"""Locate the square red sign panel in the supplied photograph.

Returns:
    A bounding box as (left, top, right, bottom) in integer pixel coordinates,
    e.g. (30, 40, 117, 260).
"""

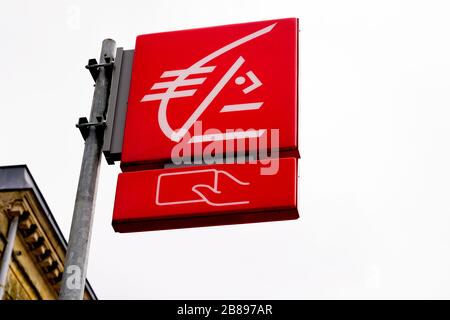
(121, 18, 299, 169)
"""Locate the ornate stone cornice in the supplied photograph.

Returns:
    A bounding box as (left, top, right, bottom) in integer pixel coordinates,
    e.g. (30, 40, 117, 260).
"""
(0, 194, 24, 218)
(16, 204, 64, 290)
(0, 191, 64, 293)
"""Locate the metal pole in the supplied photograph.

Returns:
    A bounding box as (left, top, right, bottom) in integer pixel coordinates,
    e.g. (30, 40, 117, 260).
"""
(59, 39, 116, 300)
(0, 215, 19, 300)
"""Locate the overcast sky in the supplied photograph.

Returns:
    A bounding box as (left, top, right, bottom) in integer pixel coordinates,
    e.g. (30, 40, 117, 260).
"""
(1, 0, 450, 299)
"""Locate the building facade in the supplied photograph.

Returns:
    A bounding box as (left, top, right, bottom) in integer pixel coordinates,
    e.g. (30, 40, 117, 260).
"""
(0, 165, 96, 300)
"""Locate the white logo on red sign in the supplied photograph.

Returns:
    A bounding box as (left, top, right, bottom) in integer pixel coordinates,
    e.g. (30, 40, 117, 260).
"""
(140, 23, 277, 143)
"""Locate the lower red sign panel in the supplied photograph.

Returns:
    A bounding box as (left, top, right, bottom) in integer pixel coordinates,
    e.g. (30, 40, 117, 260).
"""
(112, 158, 298, 232)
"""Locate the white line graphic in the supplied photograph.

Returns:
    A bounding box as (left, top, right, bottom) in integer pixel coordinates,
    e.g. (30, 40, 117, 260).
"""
(220, 102, 264, 113)
(151, 78, 207, 90)
(156, 168, 250, 206)
(141, 89, 197, 102)
(188, 129, 266, 144)
(193, 23, 276, 67)
(242, 71, 262, 94)
(161, 66, 216, 78)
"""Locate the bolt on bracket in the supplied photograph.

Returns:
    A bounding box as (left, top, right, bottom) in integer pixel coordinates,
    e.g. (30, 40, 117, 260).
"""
(76, 116, 107, 141)
(85, 56, 114, 81)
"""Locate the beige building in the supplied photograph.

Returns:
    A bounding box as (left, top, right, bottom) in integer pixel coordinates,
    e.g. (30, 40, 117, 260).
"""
(0, 165, 96, 300)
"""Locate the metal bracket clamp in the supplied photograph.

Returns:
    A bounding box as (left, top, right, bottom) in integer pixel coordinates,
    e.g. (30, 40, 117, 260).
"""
(79, 55, 113, 140)
(85, 56, 114, 81)
(76, 116, 107, 141)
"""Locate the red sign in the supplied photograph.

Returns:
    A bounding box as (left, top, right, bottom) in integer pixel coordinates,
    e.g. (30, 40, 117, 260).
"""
(113, 158, 298, 232)
(121, 18, 299, 169)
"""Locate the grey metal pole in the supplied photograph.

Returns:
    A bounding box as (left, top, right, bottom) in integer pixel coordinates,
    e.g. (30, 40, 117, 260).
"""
(0, 215, 19, 300)
(59, 39, 116, 300)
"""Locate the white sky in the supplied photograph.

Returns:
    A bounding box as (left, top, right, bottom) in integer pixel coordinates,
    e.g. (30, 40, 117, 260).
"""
(1, 0, 450, 299)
